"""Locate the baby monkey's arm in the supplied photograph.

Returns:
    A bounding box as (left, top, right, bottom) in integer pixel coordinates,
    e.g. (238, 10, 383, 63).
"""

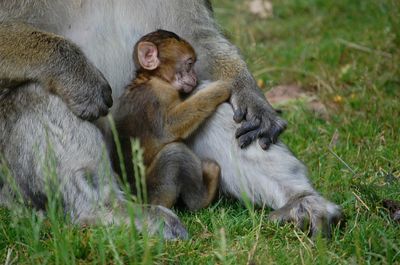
(166, 81, 231, 139)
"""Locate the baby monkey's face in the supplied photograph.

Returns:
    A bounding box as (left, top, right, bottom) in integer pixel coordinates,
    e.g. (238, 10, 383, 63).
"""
(171, 53, 197, 93)
(135, 33, 198, 93)
(157, 37, 198, 93)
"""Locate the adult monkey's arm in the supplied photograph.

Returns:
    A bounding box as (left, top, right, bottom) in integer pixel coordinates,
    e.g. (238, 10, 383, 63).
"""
(175, 0, 287, 149)
(0, 22, 112, 120)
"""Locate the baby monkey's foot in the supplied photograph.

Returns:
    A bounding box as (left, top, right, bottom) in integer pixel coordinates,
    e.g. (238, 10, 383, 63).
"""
(201, 159, 221, 208)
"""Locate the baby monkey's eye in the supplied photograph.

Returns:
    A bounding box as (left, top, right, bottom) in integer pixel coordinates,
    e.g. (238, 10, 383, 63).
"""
(186, 59, 194, 72)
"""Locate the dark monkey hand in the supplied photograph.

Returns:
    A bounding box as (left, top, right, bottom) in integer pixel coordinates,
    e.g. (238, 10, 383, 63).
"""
(47, 41, 113, 121)
(231, 76, 287, 150)
(0, 23, 112, 120)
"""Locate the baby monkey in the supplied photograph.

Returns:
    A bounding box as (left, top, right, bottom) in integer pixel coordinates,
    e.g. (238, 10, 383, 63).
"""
(113, 30, 231, 210)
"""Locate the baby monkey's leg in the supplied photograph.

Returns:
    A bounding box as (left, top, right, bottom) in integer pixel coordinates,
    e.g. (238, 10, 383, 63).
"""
(146, 144, 181, 208)
(146, 143, 218, 211)
(177, 153, 220, 211)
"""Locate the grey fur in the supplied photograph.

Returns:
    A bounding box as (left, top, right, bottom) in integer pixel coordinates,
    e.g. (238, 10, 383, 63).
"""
(188, 101, 342, 236)
(0, 22, 113, 121)
(0, 0, 341, 238)
(0, 83, 187, 239)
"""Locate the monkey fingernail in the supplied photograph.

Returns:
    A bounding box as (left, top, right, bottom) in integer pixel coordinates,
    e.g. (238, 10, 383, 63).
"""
(239, 138, 251, 148)
(102, 84, 113, 107)
(259, 137, 271, 150)
(239, 130, 258, 148)
(240, 142, 248, 149)
(233, 108, 246, 123)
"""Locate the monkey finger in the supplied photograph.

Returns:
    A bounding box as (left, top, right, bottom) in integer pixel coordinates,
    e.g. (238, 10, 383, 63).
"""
(233, 107, 246, 123)
(258, 137, 272, 150)
(268, 120, 287, 144)
(238, 130, 258, 149)
(235, 117, 261, 138)
(101, 83, 113, 108)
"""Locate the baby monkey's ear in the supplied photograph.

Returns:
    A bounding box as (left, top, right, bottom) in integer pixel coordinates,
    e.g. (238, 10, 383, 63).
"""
(137, 41, 160, 70)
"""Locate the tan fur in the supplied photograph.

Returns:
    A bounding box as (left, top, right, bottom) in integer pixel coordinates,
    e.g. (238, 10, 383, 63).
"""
(201, 160, 221, 208)
(166, 81, 231, 139)
(115, 77, 229, 209)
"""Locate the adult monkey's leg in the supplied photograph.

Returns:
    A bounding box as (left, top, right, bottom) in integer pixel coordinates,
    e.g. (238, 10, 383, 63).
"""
(0, 7, 188, 240)
(161, 1, 286, 149)
(0, 22, 112, 121)
(189, 104, 343, 237)
(0, 83, 188, 240)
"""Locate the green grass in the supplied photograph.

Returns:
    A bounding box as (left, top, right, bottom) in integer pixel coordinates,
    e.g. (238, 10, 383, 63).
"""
(1, 0, 400, 264)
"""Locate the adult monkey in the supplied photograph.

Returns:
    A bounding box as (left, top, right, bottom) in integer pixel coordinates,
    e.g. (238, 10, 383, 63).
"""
(0, 0, 341, 238)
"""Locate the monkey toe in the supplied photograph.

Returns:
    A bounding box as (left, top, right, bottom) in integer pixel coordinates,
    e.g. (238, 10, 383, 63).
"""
(147, 205, 189, 240)
(202, 159, 221, 180)
(268, 194, 343, 238)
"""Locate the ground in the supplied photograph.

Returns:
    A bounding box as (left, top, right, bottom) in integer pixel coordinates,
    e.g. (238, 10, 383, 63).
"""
(1, 0, 399, 264)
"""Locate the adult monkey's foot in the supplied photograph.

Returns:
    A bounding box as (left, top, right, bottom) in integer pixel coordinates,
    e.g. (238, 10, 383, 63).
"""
(138, 205, 189, 240)
(268, 193, 343, 238)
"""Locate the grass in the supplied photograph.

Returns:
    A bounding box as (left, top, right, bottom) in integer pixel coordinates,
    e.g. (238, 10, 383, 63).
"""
(1, 0, 400, 264)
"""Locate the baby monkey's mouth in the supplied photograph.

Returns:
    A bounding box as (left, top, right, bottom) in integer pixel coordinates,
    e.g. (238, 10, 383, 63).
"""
(181, 81, 197, 93)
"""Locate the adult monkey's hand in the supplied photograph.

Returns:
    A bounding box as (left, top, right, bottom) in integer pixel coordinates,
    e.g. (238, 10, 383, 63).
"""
(184, 1, 286, 149)
(0, 22, 113, 121)
(230, 70, 287, 150)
